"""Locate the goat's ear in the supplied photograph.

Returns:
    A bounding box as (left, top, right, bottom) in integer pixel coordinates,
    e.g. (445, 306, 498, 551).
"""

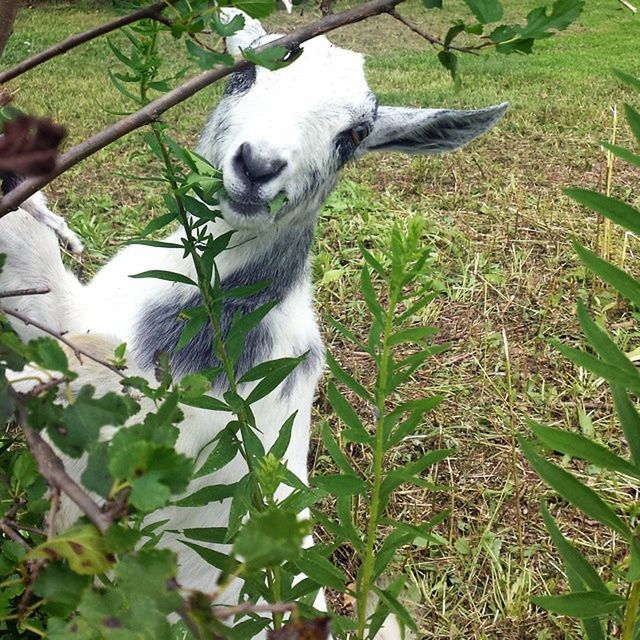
(220, 8, 267, 55)
(358, 103, 508, 155)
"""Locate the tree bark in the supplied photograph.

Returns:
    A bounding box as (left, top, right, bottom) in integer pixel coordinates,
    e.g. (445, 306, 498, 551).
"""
(0, 0, 19, 58)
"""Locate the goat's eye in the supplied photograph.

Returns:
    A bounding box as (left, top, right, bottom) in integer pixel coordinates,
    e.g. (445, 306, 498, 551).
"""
(350, 123, 370, 146)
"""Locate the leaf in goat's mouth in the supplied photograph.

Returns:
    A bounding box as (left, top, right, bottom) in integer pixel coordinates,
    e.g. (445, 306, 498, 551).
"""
(268, 192, 288, 215)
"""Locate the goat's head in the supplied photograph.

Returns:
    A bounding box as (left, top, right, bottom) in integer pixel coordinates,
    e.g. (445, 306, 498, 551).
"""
(197, 10, 508, 230)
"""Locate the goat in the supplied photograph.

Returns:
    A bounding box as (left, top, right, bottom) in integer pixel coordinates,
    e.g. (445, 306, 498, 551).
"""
(0, 9, 507, 637)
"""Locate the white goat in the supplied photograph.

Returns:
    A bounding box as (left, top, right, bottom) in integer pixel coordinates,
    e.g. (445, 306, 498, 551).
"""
(0, 10, 507, 637)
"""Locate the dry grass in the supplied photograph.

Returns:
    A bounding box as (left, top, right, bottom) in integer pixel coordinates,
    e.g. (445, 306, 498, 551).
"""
(4, 0, 640, 637)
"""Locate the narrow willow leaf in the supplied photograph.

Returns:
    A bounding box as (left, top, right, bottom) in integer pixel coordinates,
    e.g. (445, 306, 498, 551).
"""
(553, 340, 640, 395)
(531, 592, 624, 618)
(361, 266, 384, 325)
(327, 382, 372, 445)
(529, 421, 640, 480)
(358, 241, 386, 278)
(539, 501, 609, 594)
(624, 103, 640, 145)
(129, 270, 196, 287)
(269, 411, 297, 459)
(314, 473, 367, 496)
(565, 188, 640, 235)
(612, 387, 640, 468)
(519, 436, 631, 539)
(573, 242, 640, 306)
(195, 428, 239, 478)
(388, 326, 438, 347)
(600, 142, 640, 168)
(239, 357, 301, 383)
(181, 395, 230, 412)
(371, 584, 417, 632)
(245, 356, 303, 405)
(576, 301, 637, 373)
(321, 421, 353, 475)
(294, 549, 345, 590)
(180, 540, 239, 574)
(179, 528, 227, 543)
(326, 351, 373, 404)
(614, 69, 640, 91)
(174, 482, 238, 507)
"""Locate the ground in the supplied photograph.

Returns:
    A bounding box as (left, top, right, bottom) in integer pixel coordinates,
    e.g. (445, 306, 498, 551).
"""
(3, 0, 640, 637)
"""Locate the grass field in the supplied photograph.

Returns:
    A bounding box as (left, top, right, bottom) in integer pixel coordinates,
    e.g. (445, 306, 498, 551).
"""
(3, 0, 640, 637)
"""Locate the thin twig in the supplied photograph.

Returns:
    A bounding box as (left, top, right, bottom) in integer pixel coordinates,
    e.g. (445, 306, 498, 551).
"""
(0, 0, 405, 217)
(16, 404, 112, 533)
(212, 601, 297, 620)
(0, 287, 51, 299)
(0, 520, 31, 550)
(387, 8, 479, 54)
(0, 2, 167, 85)
(14, 376, 67, 398)
(0, 306, 125, 378)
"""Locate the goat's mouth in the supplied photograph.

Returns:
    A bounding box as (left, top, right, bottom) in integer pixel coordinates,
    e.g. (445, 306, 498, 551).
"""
(220, 191, 289, 220)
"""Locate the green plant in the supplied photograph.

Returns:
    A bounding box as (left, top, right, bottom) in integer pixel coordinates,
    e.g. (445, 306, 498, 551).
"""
(521, 70, 640, 639)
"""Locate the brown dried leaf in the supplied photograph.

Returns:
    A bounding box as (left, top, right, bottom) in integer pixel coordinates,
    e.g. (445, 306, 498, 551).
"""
(268, 617, 331, 640)
(0, 115, 66, 175)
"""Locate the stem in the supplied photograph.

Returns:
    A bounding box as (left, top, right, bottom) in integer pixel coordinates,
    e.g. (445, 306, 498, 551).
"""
(622, 581, 640, 640)
(356, 285, 399, 640)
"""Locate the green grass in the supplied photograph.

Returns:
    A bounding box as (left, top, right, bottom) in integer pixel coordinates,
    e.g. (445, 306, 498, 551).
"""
(3, 0, 640, 637)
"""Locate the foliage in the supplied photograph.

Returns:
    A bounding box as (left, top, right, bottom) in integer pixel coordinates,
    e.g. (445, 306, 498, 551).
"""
(521, 72, 640, 639)
(0, 0, 587, 638)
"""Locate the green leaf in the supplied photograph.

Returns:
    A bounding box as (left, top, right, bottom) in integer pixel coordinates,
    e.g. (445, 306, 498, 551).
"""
(520, 0, 584, 39)
(624, 103, 640, 145)
(389, 326, 437, 347)
(294, 548, 345, 590)
(242, 45, 302, 71)
(29, 525, 112, 575)
(314, 473, 367, 496)
(186, 39, 234, 69)
(103, 525, 140, 554)
(234, 509, 310, 570)
(553, 340, 640, 396)
(140, 211, 178, 237)
(195, 427, 239, 478)
(245, 355, 304, 404)
(30, 338, 69, 373)
(268, 192, 288, 215)
(174, 482, 238, 507)
(361, 266, 384, 325)
(326, 351, 373, 404)
(180, 527, 227, 543)
(423, 0, 442, 7)
(600, 142, 640, 169)
(531, 591, 624, 618)
(180, 540, 239, 574)
(130, 473, 172, 511)
(463, 0, 503, 23)
(565, 188, 640, 235)
(519, 436, 632, 539)
(614, 69, 640, 91)
(222, 0, 276, 19)
(529, 420, 640, 480)
(129, 269, 196, 286)
(613, 387, 640, 468)
(371, 584, 417, 632)
(269, 411, 297, 459)
(181, 394, 230, 412)
(327, 382, 372, 445)
(321, 421, 353, 474)
(33, 561, 90, 609)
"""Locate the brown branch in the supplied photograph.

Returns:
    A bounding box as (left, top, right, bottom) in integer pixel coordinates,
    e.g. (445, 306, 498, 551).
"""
(0, 520, 31, 550)
(0, 2, 167, 85)
(0, 0, 19, 58)
(0, 306, 125, 378)
(16, 404, 112, 533)
(213, 601, 297, 621)
(0, 287, 51, 299)
(387, 8, 479, 54)
(0, 0, 405, 217)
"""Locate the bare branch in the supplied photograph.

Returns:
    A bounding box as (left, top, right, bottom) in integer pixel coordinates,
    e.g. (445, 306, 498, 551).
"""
(0, 520, 31, 550)
(0, 0, 19, 58)
(0, 287, 51, 299)
(0, 306, 125, 378)
(0, 0, 405, 217)
(0, 2, 167, 85)
(387, 8, 479, 54)
(213, 601, 297, 621)
(16, 404, 112, 533)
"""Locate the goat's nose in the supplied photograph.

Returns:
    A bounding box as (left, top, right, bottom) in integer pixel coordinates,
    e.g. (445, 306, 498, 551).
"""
(234, 142, 287, 184)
